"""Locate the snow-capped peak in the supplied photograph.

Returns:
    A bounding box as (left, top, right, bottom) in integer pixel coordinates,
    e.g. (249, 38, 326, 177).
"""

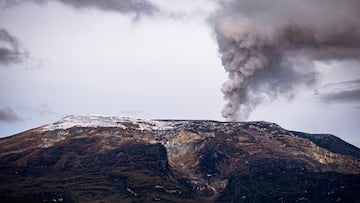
(41, 115, 178, 131)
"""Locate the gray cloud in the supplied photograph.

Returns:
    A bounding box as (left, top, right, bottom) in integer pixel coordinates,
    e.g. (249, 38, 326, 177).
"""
(1, 0, 159, 65)
(6, 0, 159, 17)
(0, 28, 28, 65)
(323, 89, 360, 103)
(318, 79, 360, 103)
(213, 0, 360, 121)
(0, 107, 21, 122)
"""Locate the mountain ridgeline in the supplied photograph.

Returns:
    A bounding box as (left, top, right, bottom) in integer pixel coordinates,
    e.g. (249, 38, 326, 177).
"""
(0, 115, 359, 202)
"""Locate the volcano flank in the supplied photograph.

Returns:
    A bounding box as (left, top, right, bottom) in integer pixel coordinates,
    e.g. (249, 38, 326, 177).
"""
(0, 115, 359, 202)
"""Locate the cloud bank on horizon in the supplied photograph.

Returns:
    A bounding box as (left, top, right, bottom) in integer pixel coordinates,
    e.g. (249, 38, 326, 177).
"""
(213, 0, 360, 121)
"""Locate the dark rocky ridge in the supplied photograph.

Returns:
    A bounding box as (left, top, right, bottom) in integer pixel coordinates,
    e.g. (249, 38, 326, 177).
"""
(291, 131, 360, 159)
(0, 115, 359, 202)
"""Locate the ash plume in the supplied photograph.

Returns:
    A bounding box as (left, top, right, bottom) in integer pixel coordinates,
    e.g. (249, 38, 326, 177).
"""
(213, 0, 360, 121)
(0, 28, 27, 65)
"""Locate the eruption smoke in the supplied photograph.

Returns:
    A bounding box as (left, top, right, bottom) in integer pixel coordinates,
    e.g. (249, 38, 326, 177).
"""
(214, 0, 360, 121)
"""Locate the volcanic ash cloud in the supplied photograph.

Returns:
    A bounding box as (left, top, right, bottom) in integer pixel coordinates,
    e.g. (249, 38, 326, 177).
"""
(213, 0, 360, 121)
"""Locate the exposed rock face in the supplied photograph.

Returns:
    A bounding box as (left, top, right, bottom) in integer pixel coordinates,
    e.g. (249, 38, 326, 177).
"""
(0, 115, 359, 202)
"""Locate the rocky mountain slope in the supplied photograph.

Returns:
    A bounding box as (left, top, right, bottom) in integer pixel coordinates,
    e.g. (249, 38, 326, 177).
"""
(0, 115, 359, 202)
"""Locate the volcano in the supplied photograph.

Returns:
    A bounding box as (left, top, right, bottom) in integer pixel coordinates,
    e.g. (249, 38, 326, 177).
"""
(0, 115, 359, 202)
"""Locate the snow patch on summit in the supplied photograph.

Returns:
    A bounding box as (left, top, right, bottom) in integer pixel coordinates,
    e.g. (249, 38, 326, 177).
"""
(41, 115, 178, 131)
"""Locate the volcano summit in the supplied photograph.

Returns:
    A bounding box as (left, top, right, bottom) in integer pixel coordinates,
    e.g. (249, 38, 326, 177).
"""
(0, 115, 359, 202)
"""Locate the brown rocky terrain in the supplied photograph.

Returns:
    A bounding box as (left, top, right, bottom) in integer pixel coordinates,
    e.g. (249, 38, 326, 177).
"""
(0, 115, 359, 202)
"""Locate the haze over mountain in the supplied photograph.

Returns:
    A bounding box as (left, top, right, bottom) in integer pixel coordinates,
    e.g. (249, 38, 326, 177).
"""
(1, 115, 359, 202)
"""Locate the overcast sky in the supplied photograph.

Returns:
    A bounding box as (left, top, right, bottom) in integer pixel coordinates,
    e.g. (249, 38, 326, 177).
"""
(1, 0, 359, 147)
